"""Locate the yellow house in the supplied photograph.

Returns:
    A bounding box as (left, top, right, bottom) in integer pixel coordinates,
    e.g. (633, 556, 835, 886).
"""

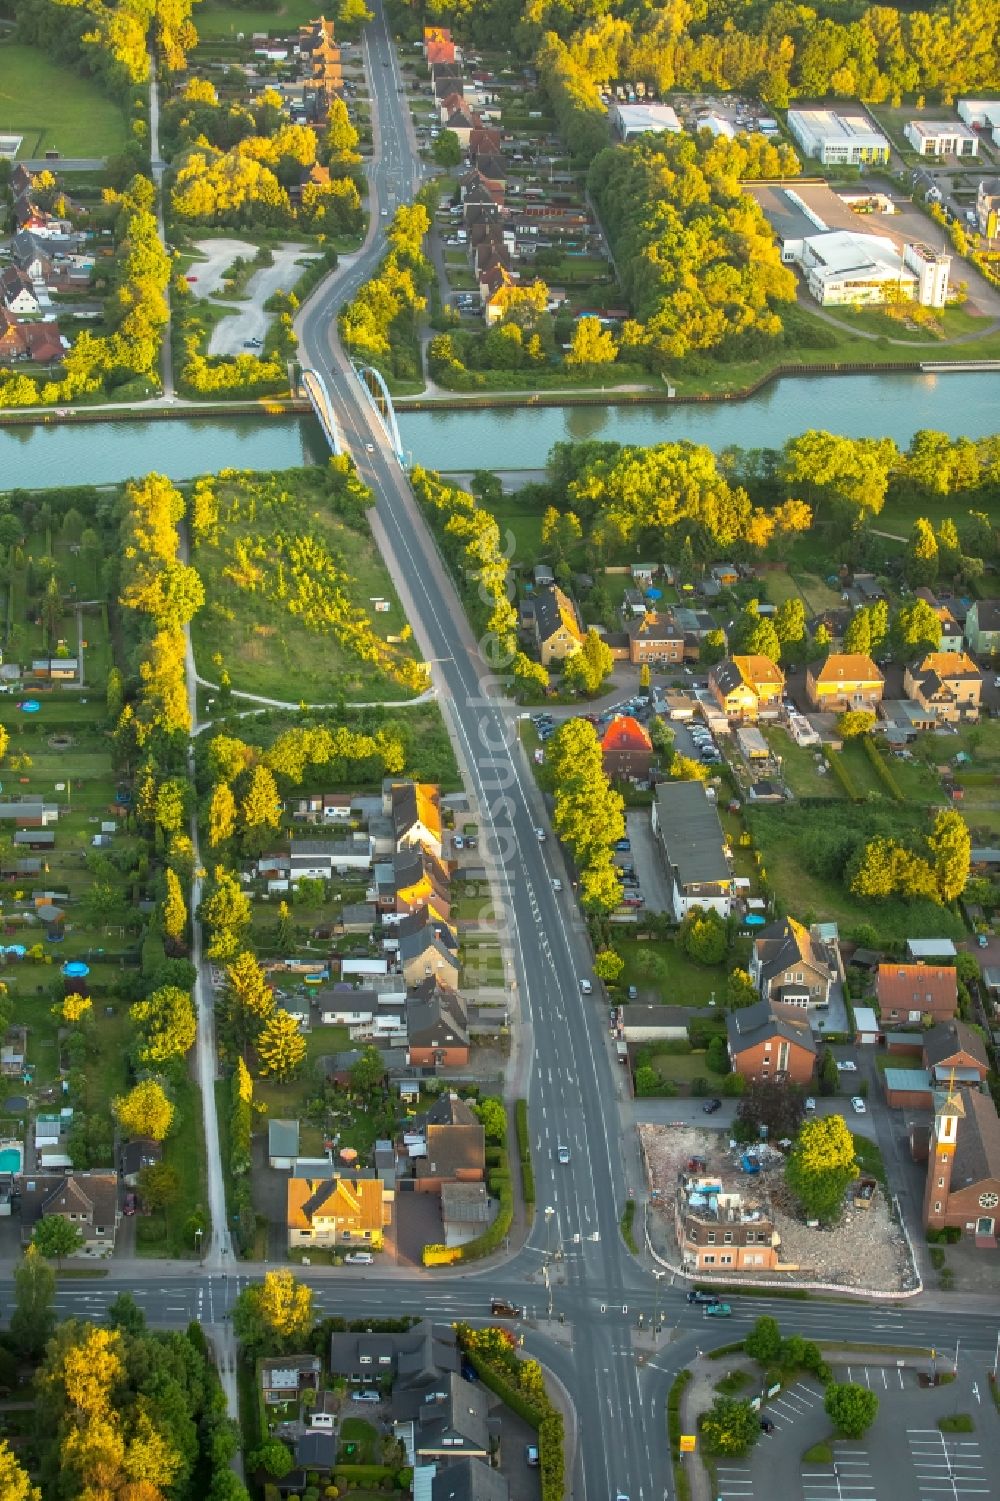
(533, 583, 584, 666)
(709, 656, 785, 720)
(390, 780, 443, 859)
(903, 651, 982, 724)
(806, 653, 884, 712)
(287, 1177, 391, 1252)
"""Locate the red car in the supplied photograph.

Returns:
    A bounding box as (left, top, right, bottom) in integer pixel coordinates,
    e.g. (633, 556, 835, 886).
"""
(123, 1192, 137, 1216)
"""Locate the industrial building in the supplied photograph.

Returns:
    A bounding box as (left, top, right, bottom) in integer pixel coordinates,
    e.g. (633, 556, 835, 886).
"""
(957, 99, 1000, 134)
(903, 120, 978, 158)
(608, 102, 681, 141)
(786, 108, 890, 165)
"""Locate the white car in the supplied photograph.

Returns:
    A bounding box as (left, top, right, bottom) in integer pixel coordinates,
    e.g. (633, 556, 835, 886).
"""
(580, 979, 593, 995)
(557, 1143, 570, 1164)
(535, 826, 546, 841)
(365, 442, 374, 453)
(344, 1251, 374, 1264)
(551, 877, 562, 892)
(453, 835, 464, 850)
(804, 1096, 816, 1112)
(836, 1060, 857, 1073)
(851, 1096, 866, 1114)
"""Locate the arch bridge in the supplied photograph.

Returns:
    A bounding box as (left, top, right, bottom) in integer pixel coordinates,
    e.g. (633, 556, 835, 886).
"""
(353, 362, 405, 465)
(300, 367, 344, 455)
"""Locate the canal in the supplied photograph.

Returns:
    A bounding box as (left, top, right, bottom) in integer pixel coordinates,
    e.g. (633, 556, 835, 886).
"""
(0, 370, 997, 489)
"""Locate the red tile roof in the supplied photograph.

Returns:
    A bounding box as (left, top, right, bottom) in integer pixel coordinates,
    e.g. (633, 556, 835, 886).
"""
(600, 714, 653, 754)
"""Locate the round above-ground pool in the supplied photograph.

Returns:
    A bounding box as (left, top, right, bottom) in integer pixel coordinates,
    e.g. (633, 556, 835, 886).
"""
(19, 700, 40, 713)
(2, 1096, 28, 1115)
(63, 961, 90, 978)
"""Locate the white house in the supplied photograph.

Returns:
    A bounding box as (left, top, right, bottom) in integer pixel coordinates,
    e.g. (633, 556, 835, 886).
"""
(651, 781, 734, 922)
(904, 120, 978, 157)
(787, 108, 890, 165)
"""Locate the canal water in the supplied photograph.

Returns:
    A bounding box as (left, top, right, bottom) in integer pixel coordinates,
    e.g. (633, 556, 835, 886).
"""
(0, 371, 996, 489)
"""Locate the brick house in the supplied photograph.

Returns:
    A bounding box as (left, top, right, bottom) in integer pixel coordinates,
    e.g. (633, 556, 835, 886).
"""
(406, 978, 470, 1067)
(675, 1169, 779, 1273)
(876, 963, 958, 1026)
(726, 999, 817, 1084)
(406, 1094, 485, 1194)
(750, 916, 836, 1007)
(806, 652, 884, 712)
(923, 1083, 1000, 1245)
(903, 651, 983, 723)
(626, 611, 684, 665)
(922, 1019, 989, 1084)
(599, 714, 654, 781)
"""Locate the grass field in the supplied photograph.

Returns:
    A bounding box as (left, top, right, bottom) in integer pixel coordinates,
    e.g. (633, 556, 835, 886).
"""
(0, 44, 128, 159)
(194, 0, 323, 36)
(614, 936, 749, 1008)
(190, 466, 424, 703)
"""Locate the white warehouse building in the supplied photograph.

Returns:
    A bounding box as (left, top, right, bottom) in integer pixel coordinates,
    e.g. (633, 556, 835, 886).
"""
(608, 102, 681, 141)
(795, 230, 950, 309)
(904, 120, 978, 158)
(786, 108, 890, 165)
(957, 100, 1000, 130)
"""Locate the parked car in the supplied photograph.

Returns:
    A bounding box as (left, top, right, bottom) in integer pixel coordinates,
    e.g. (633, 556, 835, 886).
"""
(836, 1060, 857, 1073)
(703, 1302, 732, 1318)
(123, 1192, 137, 1216)
(760, 1418, 775, 1434)
(687, 1290, 720, 1305)
(580, 978, 593, 995)
(526, 1444, 540, 1467)
(851, 1096, 866, 1114)
(628, 985, 638, 1000)
(703, 1098, 722, 1114)
(354, 1390, 381, 1402)
(805, 1097, 816, 1113)
(345, 1252, 374, 1265)
(453, 835, 464, 849)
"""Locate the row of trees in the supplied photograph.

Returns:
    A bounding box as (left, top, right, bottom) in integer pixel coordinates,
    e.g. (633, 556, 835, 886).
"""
(850, 808, 971, 908)
(546, 719, 625, 912)
(588, 133, 800, 365)
(15, 0, 197, 94)
(339, 200, 432, 382)
(411, 466, 518, 656)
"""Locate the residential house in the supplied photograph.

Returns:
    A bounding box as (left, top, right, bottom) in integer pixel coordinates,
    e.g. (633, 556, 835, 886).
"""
(876, 963, 958, 1026)
(406, 1094, 486, 1193)
(268, 1119, 301, 1170)
(295, 1431, 338, 1474)
(626, 610, 684, 666)
(710, 562, 740, 588)
(385, 849, 451, 919)
(431, 1458, 510, 1501)
(118, 1137, 162, 1188)
(600, 715, 654, 782)
(806, 652, 885, 712)
(675, 1166, 779, 1273)
(708, 656, 784, 720)
(922, 1020, 989, 1085)
(726, 999, 817, 1084)
(291, 791, 353, 823)
(395, 914, 460, 990)
(903, 651, 982, 723)
(288, 833, 373, 879)
(964, 600, 1000, 658)
(406, 978, 470, 1068)
(394, 1373, 491, 1464)
(330, 1319, 459, 1386)
(388, 780, 443, 858)
(532, 583, 584, 665)
(424, 25, 458, 63)
(923, 1082, 1000, 1244)
(650, 780, 734, 921)
(0, 267, 40, 315)
(750, 916, 836, 1007)
(276, 993, 311, 1031)
(286, 1175, 392, 1251)
(259, 1354, 321, 1404)
(18, 1172, 121, 1256)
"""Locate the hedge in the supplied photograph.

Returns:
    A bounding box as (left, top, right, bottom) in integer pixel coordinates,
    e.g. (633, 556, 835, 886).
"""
(515, 1098, 535, 1208)
(861, 735, 904, 800)
(825, 749, 859, 799)
(422, 1152, 514, 1264)
(330, 1465, 398, 1486)
(462, 1344, 564, 1501)
(667, 1368, 691, 1455)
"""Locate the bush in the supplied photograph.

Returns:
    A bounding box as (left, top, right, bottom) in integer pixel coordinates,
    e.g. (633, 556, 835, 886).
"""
(515, 1098, 535, 1208)
(804, 1441, 833, 1463)
(667, 1368, 692, 1452)
(861, 736, 904, 800)
(939, 1414, 974, 1433)
(825, 750, 859, 799)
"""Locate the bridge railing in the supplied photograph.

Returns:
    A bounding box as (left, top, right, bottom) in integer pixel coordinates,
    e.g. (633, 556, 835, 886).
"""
(353, 362, 405, 464)
(300, 367, 343, 455)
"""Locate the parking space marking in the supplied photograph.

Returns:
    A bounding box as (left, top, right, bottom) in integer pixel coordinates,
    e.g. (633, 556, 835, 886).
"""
(802, 1445, 877, 1501)
(716, 1463, 753, 1498)
(907, 1430, 990, 1496)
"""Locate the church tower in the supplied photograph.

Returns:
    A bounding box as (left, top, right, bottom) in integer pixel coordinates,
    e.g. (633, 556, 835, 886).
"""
(923, 1078, 964, 1231)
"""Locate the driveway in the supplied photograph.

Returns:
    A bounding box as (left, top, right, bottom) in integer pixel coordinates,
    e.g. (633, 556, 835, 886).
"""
(188, 240, 321, 355)
(625, 809, 671, 915)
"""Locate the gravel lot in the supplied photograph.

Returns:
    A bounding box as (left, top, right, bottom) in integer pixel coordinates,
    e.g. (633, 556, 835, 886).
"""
(188, 239, 320, 355)
(640, 1122, 913, 1292)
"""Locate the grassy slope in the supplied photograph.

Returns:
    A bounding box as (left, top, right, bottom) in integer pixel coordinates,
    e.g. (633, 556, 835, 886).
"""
(0, 44, 128, 158)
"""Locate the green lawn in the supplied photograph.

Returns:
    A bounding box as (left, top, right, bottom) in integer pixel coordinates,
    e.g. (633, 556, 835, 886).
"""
(765, 728, 841, 801)
(190, 466, 423, 703)
(0, 44, 129, 159)
(646, 1049, 717, 1083)
(614, 937, 743, 1007)
(194, 0, 323, 37)
(339, 1417, 379, 1464)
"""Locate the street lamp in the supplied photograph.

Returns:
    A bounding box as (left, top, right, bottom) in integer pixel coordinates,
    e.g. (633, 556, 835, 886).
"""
(653, 1270, 664, 1335)
(194, 1226, 203, 1259)
(544, 1205, 555, 1258)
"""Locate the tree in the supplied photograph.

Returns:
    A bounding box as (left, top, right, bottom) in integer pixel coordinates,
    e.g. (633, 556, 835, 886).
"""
(511, 651, 550, 698)
(161, 866, 188, 944)
(202, 867, 252, 959)
(256, 1010, 307, 1081)
(837, 710, 876, 739)
(10, 1244, 55, 1357)
(735, 1078, 806, 1142)
(432, 128, 462, 167)
(566, 316, 617, 368)
(670, 753, 710, 783)
(700, 627, 727, 666)
(905, 517, 939, 588)
(744, 1315, 782, 1364)
(349, 1044, 386, 1097)
(233, 1270, 314, 1356)
(706, 1035, 730, 1074)
(251, 1440, 294, 1478)
(639, 663, 651, 690)
(700, 1396, 760, 1457)
(53, 993, 92, 1025)
(824, 1382, 879, 1438)
(240, 763, 281, 838)
(32, 1215, 84, 1265)
(208, 782, 237, 847)
(323, 97, 360, 167)
(785, 1116, 858, 1223)
(106, 1291, 146, 1336)
(137, 1161, 181, 1213)
(540, 507, 583, 563)
(475, 1097, 507, 1146)
(818, 1048, 839, 1096)
(842, 609, 871, 656)
(928, 809, 971, 903)
(895, 597, 941, 654)
(106, 666, 125, 723)
(774, 597, 806, 660)
(594, 948, 624, 983)
(113, 1080, 175, 1142)
(726, 968, 758, 1009)
(130, 985, 197, 1065)
(226, 951, 276, 1036)
(680, 907, 727, 965)
(0, 1441, 40, 1501)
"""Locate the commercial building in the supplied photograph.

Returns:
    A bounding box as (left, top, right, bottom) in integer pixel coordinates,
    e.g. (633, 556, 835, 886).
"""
(957, 100, 1000, 131)
(798, 230, 949, 309)
(904, 120, 978, 157)
(609, 102, 681, 141)
(675, 1162, 779, 1273)
(786, 108, 890, 165)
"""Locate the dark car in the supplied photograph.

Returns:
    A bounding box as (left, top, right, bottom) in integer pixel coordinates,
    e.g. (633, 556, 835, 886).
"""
(490, 1298, 520, 1318)
(687, 1290, 720, 1305)
(123, 1191, 137, 1216)
(461, 1361, 478, 1382)
(703, 1098, 722, 1114)
(760, 1418, 775, 1434)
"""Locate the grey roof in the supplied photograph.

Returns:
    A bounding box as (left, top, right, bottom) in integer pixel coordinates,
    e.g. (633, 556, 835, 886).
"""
(532, 583, 578, 645)
(726, 999, 818, 1058)
(395, 906, 459, 950)
(432, 1458, 510, 1501)
(441, 1181, 492, 1224)
(923, 1020, 988, 1071)
(394, 1371, 489, 1453)
(653, 781, 730, 887)
(14, 830, 54, 845)
(970, 600, 1000, 631)
(414, 1094, 478, 1130)
(268, 1119, 300, 1158)
(620, 1004, 711, 1032)
(399, 927, 458, 972)
(0, 803, 45, 822)
(754, 918, 832, 988)
(952, 1087, 1000, 1189)
(331, 1320, 458, 1384)
(406, 981, 469, 1048)
(296, 1431, 337, 1470)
